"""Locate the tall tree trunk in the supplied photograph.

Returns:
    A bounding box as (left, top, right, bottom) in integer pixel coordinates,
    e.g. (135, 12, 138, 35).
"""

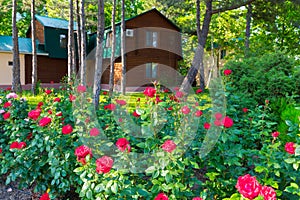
(181, 0, 256, 93)
(93, 0, 105, 110)
(245, 3, 252, 57)
(68, 0, 75, 81)
(181, 0, 212, 93)
(196, 0, 205, 90)
(12, 0, 22, 93)
(109, 0, 116, 96)
(120, 0, 126, 95)
(80, 0, 86, 85)
(76, 0, 82, 77)
(31, 0, 37, 95)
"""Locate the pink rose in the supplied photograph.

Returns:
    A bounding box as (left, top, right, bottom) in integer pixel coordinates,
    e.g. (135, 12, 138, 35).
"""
(215, 112, 223, 120)
(77, 85, 86, 93)
(3, 101, 12, 108)
(96, 156, 114, 174)
(271, 131, 280, 138)
(75, 145, 92, 165)
(196, 89, 202, 94)
(236, 174, 261, 200)
(39, 117, 52, 127)
(259, 186, 276, 200)
(162, 140, 176, 153)
(214, 120, 222, 126)
(28, 109, 41, 120)
(285, 142, 296, 154)
(116, 138, 131, 152)
(175, 91, 184, 98)
(154, 193, 168, 200)
(89, 128, 100, 136)
(192, 197, 203, 200)
(224, 69, 232, 76)
(181, 106, 190, 115)
(3, 112, 10, 120)
(116, 99, 126, 106)
(62, 124, 73, 135)
(195, 110, 203, 117)
(222, 116, 234, 128)
(243, 108, 248, 113)
(143, 87, 156, 98)
(69, 94, 76, 101)
(204, 122, 211, 130)
(10, 141, 19, 149)
(45, 89, 52, 95)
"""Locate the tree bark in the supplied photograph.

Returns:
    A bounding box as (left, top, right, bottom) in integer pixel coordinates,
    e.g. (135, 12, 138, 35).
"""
(109, 0, 116, 96)
(76, 0, 82, 77)
(181, 0, 255, 93)
(68, 0, 75, 81)
(93, 0, 105, 110)
(80, 0, 86, 85)
(120, 0, 126, 95)
(181, 0, 212, 93)
(31, 0, 37, 95)
(12, 0, 22, 93)
(245, 3, 252, 57)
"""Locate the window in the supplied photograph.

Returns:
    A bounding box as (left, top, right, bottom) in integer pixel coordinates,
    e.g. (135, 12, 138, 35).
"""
(60, 34, 67, 48)
(146, 63, 158, 78)
(105, 32, 113, 47)
(146, 31, 158, 47)
(8, 61, 13, 66)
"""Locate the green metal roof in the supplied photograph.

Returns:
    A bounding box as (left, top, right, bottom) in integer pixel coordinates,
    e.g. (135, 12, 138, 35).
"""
(0, 36, 48, 55)
(35, 15, 77, 30)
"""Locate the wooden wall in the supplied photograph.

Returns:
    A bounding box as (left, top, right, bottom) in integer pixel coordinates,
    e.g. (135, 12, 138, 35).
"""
(25, 55, 67, 84)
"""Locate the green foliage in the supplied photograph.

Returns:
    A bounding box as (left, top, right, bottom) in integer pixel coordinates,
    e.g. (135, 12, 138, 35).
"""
(224, 52, 299, 104)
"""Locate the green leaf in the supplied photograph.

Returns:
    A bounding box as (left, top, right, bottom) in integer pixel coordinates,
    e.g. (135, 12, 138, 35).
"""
(145, 166, 156, 173)
(284, 158, 296, 164)
(111, 182, 118, 194)
(74, 167, 84, 173)
(86, 189, 93, 199)
(137, 188, 149, 197)
(254, 166, 267, 173)
(295, 146, 300, 156)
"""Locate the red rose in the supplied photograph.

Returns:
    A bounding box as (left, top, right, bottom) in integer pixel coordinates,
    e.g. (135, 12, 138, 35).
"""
(192, 197, 203, 200)
(0, 148, 2, 154)
(272, 131, 280, 138)
(10, 141, 19, 149)
(56, 112, 62, 117)
(40, 192, 50, 200)
(236, 174, 261, 200)
(37, 102, 43, 108)
(62, 124, 73, 135)
(163, 88, 169, 93)
(196, 89, 202, 94)
(215, 112, 223, 120)
(136, 97, 140, 102)
(77, 85, 86, 93)
(69, 94, 76, 101)
(53, 97, 61, 102)
(155, 96, 163, 104)
(6, 87, 11, 91)
(28, 109, 41, 120)
(96, 156, 113, 174)
(162, 140, 176, 153)
(222, 116, 234, 128)
(133, 110, 140, 118)
(175, 91, 184, 98)
(26, 133, 33, 140)
(204, 122, 211, 130)
(18, 142, 26, 149)
(103, 91, 108, 95)
(154, 193, 168, 200)
(104, 103, 116, 111)
(259, 186, 276, 200)
(214, 120, 222, 126)
(89, 128, 100, 136)
(39, 117, 52, 127)
(75, 145, 92, 165)
(3, 101, 12, 108)
(143, 87, 156, 98)
(195, 110, 203, 117)
(243, 108, 248, 113)
(167, 106, 173, 111)
(45, 89, 52, 95)
(224, 69, 232, 76)
(116, 138, 131, 152)
(3, 112, 10, 120)
(285, 142, 296, 154)
(181, 105, 190, 115)
(116, 99, 126, 106)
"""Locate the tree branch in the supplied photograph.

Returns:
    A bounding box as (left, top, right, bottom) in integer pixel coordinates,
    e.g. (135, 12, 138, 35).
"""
(212, 0, 256, 14)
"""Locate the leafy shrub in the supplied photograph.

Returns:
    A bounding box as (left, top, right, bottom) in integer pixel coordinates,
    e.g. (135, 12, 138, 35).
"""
(223, 52, 298, 104)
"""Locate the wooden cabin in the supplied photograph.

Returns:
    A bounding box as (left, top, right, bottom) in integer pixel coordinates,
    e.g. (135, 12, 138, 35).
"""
(86, 8, 183, 89)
